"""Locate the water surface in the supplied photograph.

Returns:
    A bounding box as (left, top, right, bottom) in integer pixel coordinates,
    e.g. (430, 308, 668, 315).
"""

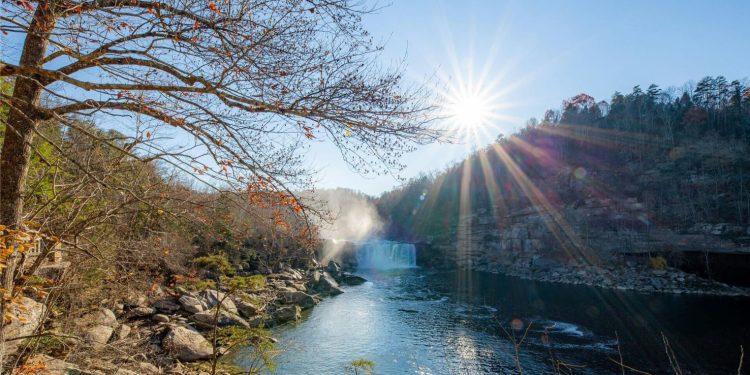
(234, 269, 749, 374)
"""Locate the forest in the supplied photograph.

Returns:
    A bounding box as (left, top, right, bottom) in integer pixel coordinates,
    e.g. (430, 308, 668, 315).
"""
(379, 76, 750, 244)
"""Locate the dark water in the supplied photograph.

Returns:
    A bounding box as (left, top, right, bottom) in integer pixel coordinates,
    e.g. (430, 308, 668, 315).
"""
(234, 269, 749, 374)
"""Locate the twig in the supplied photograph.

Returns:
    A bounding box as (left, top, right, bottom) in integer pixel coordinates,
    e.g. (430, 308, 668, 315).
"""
(616, 331, 625, 375)
(739, 345, 745, 375)
(606, 358, 653, 375)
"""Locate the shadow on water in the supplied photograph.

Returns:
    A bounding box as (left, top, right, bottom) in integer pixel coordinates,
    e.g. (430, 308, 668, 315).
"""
(233, 268, 749, 374)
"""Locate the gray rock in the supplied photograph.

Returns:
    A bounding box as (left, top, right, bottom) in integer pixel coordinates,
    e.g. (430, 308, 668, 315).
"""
(178, 295, 205, 314)
(1, 297, 45, 356)
(272, 305, 301, 324)
(235, 297, 264, 318)
(340, 273, 367, 286)
(84, 324, 114, 347)
(311, 270, 322, 284)
(191, 309, 250, 329)
(129, 306, 155, 318)
(316, 272, 344, 295)
(123, 294, 147, 307)
(280, 291, 316, 309)
(201, 290, 238, 314)
(113, 323, 131, 341)
(24, 354, 80, 374)
(162, 326, 213, 361)
(153, 299, 181, 314)
(247, 316, 265, 328)
(327, 261, 342, 278)
(81, 308, 118, 328)
(153, 314, 170, 323)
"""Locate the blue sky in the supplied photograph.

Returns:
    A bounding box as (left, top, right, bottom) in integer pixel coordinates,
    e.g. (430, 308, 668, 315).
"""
(3, 1, 748, 196)
(311, 0, 750, 196)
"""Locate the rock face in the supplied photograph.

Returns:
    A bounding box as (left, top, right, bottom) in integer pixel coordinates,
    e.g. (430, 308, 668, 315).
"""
(162, 325, 213, 361)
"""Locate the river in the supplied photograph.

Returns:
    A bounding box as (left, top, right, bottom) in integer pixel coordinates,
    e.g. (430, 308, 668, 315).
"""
(233, 253, 749, 374)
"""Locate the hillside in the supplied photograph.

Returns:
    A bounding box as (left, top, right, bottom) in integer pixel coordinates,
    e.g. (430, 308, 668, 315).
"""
(378, 77, 750, 288)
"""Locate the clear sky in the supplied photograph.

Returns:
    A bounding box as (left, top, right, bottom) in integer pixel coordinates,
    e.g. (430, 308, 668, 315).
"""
(309, 0, 750, 196)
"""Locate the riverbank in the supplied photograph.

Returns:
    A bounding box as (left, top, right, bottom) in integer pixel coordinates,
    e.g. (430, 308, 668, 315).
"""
(13, 262, 359, 375)
(469, 261, 750, 297)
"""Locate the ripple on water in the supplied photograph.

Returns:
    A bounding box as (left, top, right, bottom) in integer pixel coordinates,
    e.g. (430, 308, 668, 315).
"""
(232, 268, 750, 375)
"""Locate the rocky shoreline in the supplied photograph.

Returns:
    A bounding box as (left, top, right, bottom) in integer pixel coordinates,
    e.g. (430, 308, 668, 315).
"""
(16, 261, 358, 375)
(469, 262, 750, 297)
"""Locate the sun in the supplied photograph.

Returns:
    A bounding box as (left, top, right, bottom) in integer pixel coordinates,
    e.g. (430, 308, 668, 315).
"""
(445, 91, 494, 130)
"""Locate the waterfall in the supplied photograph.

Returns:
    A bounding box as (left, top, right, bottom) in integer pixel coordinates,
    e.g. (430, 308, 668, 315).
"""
(356, 240, 417, 269)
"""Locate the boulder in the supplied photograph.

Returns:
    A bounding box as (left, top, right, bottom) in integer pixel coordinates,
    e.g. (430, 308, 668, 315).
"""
(235, 297, 264, 318)
(178, 294, 205, 314)
(2, 297, 46, 356)
(340, 273, 367, 286)
(83, 324, 114, 347)
(316, 272, 344, 295)
(280, 291, 316, 310)
(326, 261, 342, 279)
(153, 299, 181, 314)
(162, 326, 213, 361)
(81, 308, 118, 328)
(77, 308, 118, 348)
(271, 305, 301, 325)
(191, 308, 250, 329)
(201, 289, 238, 314)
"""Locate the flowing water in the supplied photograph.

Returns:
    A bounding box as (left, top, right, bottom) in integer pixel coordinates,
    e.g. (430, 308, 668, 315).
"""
(233, 243, 749, 374)
(356, 240, 417, 270)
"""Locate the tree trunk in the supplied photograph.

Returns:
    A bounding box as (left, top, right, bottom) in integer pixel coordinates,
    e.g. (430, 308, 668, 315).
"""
(0, 3, 55, 363)
(1, 4, 55, 229)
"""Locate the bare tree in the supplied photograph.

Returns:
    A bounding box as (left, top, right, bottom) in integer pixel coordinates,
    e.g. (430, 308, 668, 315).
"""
(0, 0, 438, 280)
(0, 1, 439, 363)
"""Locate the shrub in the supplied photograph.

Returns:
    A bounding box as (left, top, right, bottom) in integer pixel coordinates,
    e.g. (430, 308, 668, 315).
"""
(649, 256, 667, 270)
(193, 254, 235, 275)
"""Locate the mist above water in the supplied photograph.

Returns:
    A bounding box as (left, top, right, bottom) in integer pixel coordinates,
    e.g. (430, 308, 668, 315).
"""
(307, 188, 384, 262)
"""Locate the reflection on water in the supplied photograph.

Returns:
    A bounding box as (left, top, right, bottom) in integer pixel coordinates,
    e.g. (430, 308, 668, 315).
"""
(233, 269, 749, 374)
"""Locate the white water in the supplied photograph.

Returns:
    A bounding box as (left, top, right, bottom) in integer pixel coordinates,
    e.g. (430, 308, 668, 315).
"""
(356, 240, 417, 269)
